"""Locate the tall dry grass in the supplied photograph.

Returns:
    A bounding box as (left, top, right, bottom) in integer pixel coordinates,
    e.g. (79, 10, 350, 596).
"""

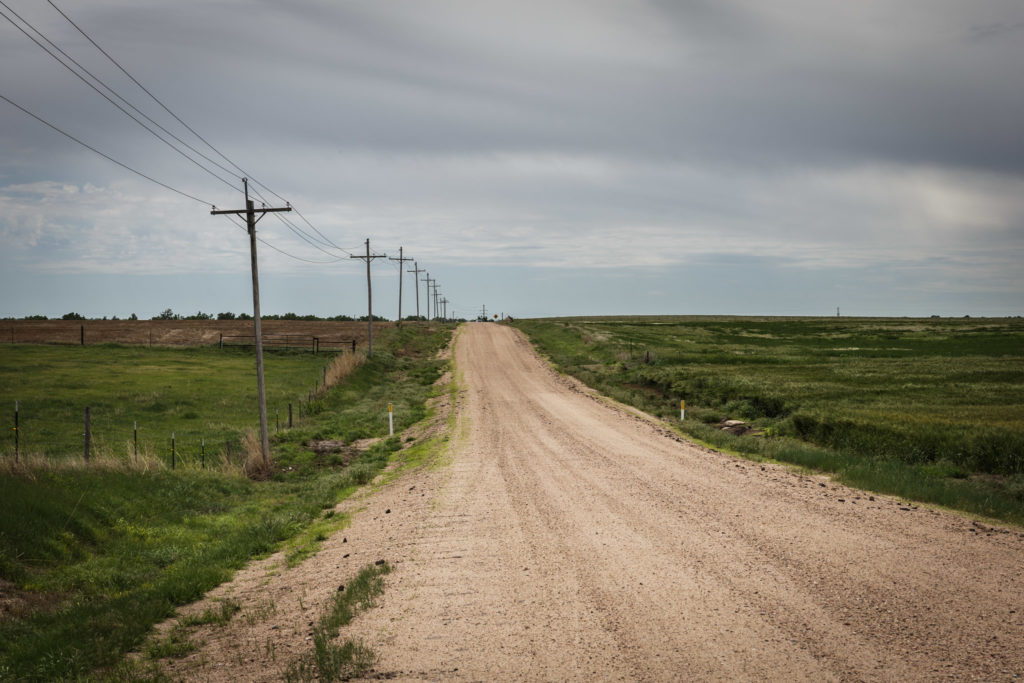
(324, 351, 365, 390)
(0, 440, 247, 478)
(0, 449, 165, 478)
(241, 428, 273, 479)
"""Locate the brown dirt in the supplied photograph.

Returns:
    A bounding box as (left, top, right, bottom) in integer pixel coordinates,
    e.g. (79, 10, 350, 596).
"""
(157, 323, 1024, 681)
(2, 319, 383, 347)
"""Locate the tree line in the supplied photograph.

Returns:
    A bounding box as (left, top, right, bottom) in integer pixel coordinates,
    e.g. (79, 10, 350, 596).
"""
(3, 310, 406, 322)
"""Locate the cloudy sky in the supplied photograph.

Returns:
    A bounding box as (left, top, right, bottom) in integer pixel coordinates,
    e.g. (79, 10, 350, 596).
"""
(2, 0, 1022, 319)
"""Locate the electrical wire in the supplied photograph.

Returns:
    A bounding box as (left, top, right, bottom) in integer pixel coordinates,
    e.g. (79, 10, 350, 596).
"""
(1, 90, 341, 265)
(10, 1, 362, 267)
(3, 1, 246, 187)
(0, 1, 240, 192)
(45, 0, 310, 222)
(45, 0, 256, 184)
(1, 91, 211, 205)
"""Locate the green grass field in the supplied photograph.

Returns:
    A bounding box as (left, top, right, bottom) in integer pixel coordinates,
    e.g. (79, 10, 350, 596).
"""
(0, 324, 452, 681)
(1, 343, 339, 464)
(513, 316, 1024, 524)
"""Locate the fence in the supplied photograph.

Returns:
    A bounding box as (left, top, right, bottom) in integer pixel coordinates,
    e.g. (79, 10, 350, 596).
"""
(3, 321, 370, 349)
(219, 334, 356, 354)
(4, 394, 326, 468)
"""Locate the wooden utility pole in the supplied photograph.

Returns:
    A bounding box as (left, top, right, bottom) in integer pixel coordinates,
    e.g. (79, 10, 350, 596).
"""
(351, 238, 386, 357)
(440, 297, 448, 322)
(480, 304, 487, 321)
(423, 274, 433, 321)
(431, 283, 440, 321)
(408, 261, 424, 323)
(389, 246, 413, 329)
(211, 178, 291, 469)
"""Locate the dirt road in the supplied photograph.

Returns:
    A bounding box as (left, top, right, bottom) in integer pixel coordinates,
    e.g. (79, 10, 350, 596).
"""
(169, 323, 1023, 681)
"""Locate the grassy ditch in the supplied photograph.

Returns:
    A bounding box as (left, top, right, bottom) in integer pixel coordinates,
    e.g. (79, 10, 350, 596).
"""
(0, 324, 453, 681)
(513, 316, 1024, 525)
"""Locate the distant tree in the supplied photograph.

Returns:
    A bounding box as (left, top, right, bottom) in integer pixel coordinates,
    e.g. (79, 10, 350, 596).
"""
(217, 312, 236, 320)
(62, 312, 86, 320)
(330, 314, 354, 322)
(237, 312, 252, 320)
(154, 308, 178, 320)
(23, 314, 48, 320)
(111, 315, 119, 320)
(281, 312, 299, 320)
(185, 311, 213, 320)
(357, 314, 389, 322)
(129, 313, 138, 321)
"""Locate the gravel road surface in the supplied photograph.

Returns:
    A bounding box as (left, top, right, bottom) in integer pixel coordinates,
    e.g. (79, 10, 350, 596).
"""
(167, 322, 1024, 681)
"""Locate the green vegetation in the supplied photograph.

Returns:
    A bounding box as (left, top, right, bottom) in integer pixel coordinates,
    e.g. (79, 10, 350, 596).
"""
(513, 316, 1024, 524)
(284, 562, 391, 682)
(0, 324, 452, 681)
(1, 344, 338, 462)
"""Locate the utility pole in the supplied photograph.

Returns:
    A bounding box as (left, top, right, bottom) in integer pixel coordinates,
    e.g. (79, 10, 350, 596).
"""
(211, 178, 291, 470)
(423, 274, 434, 320)
(480, 304, 487, 321)
(389, 246, 413, 329)
(407, 261, 424, 323)
(351, 238, 386, 357)
(432, 284, 441, 322)
(440, 297, 448, 322)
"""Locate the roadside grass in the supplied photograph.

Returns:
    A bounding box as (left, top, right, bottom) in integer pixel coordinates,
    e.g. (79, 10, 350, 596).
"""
(0, 324, 453, 681)
(513, 317, 1024, 525)
(284, 562, 391, 683)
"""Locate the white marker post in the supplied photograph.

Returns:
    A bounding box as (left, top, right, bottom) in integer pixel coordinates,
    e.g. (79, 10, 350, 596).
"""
(388, 403, 394, 436)
(680, 399, 685, 421)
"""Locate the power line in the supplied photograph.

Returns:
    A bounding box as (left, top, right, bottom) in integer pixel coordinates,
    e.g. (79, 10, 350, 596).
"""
(45, 0, 257, 185)
(10, 1, 356, 266)
(45, 0, 322, 225)
(2, 0, 246, 188)
(268, 212, 348, 261)
(0, 90, 210, 205)
(0, 2, 240, 192)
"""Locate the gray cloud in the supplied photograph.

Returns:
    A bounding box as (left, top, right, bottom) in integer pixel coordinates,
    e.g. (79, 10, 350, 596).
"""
(1, 0, 1022, 316)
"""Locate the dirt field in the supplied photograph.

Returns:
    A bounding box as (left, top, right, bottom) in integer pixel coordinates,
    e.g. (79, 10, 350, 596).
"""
(161, 323, 1024, 681)
(2, 319, 382, 348)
